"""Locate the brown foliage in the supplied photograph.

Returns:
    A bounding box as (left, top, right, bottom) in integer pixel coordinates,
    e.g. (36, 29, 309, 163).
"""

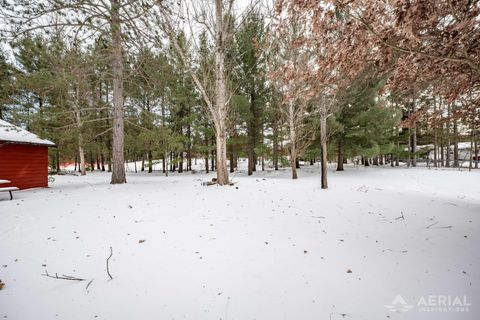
(276, 0, 480, 105)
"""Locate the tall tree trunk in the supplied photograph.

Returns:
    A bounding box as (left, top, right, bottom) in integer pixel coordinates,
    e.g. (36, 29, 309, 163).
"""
(320, 105, 328, 189)
(433, 96, 438, 167)
(439, 97, 444, 167)
(446, 103, 451, 167)
(440, 124, 445, 167)
(101, 153, 106, 171)
(411, 96, 417, 167)
(248, 146, 255, 175)
(229, 128, 237, 173)
(164, 151, 169, 177)
(212, 0, 229, 185)
(187, 124, 192, 171)
(170, 152, 175, 172)
(78, 136, 87, 176)
(205, 135, 209, 173)
(211, 149, 215, 171)
(229, 147, 235, 173)
(162, 154, 166, 173)
(56, 149, 60, 172)
(288, 102, 298, 179)
(74, 82, 86, 176)
(90, 153, 95, 171)
(407, 130, 411, 167)
(148, 150, 153, 173)
(273, 119, 279, 171)
(248, 92, 257, 176)
(96, 154, 101, 170)
(233, 129, 238, 170)
(395, 130, 400, 166)
(110, 0, 126, 184)
(290, 148, 298, 179)
(78, 145, 86, 175)
(179, 152, 184, 173)
(440, 142, 444, 167)
(337, 137, 344, 171)
(475, 137, 479, 169)
(469, 129, 474, 171)
(134, 153, 137, 173)
(75, 116, 86, 176)
(453, 109, 459, 168)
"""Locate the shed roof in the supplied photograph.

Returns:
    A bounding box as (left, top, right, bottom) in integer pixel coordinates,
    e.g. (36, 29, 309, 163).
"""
(0, 119, 55, 146)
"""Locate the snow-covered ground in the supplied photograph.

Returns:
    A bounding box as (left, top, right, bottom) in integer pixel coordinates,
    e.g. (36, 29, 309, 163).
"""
(0, 165, 479, 320)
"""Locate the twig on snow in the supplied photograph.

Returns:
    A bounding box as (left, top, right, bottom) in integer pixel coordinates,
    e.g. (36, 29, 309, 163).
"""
(426, 221, 439, 229)
(85, 279, 94, 291)
(106, 246, 113, 280)
(386, 249, 408, 253)
(395, 212, 405, 220)
(43, 270, 86, 281)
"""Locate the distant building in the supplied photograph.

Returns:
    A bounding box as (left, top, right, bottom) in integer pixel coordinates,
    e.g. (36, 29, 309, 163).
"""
(425, 142, 479, 166)
(0, 120, 55, 189)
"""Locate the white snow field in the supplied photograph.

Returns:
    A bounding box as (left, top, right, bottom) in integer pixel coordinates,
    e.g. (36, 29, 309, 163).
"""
(0, 165, 479, 320)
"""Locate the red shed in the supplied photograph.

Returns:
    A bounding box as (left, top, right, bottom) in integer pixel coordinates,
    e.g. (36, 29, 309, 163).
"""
(0, 120, 55, 190)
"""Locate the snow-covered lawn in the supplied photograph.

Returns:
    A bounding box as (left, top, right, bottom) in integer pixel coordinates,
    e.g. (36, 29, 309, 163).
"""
(1, 166, 479, 320)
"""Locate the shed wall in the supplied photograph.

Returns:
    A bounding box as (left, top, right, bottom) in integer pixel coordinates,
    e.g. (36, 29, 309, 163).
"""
(0, 142, 49, 190)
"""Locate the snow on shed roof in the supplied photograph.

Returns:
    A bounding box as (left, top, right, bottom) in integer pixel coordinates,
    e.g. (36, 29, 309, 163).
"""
(0, 119, 55, 146)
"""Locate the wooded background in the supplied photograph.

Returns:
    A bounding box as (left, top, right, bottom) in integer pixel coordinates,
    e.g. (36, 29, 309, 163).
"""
(0, 0, 478, 189)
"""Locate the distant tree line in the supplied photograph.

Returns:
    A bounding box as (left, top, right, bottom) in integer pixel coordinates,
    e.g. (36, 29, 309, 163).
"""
(0, 0, 478, 189)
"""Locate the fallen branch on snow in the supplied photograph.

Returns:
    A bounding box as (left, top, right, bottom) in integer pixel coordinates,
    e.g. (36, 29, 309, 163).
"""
(106, 246, 113, 280)
(426, 222, 439, 229)
(395, 212, 405, 220)
(42, 270, 86, 281)
(85, 279, 94, 291)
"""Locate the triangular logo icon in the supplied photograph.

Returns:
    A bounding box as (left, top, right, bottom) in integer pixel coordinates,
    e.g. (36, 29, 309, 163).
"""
(384, 295, 414, 312)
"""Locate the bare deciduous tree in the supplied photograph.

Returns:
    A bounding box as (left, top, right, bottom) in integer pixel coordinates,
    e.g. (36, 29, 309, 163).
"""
(156, 0, 240, 185)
